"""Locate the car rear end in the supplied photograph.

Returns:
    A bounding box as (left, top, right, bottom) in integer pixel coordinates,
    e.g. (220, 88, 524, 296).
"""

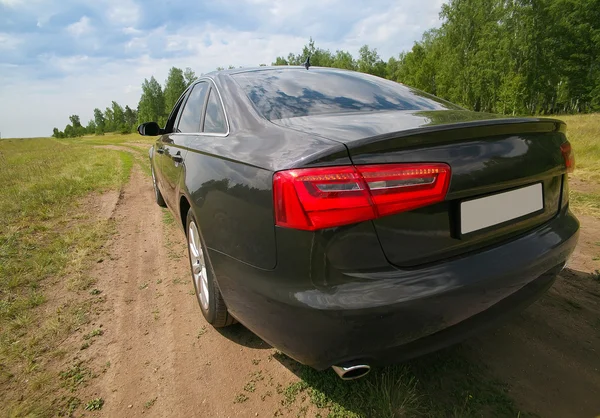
(220, 68, 579, 373)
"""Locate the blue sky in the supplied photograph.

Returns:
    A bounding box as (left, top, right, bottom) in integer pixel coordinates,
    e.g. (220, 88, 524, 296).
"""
(0, 0, 445, 138)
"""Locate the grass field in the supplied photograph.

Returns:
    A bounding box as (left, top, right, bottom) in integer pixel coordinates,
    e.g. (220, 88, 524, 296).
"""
(559, 114, 600, 217)
(0, 116, 598, 416)
(0, 134, 150, 415)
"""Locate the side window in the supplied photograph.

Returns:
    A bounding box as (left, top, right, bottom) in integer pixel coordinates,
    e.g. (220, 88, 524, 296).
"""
(177, 82, 208, 133)
(203, 89, 227, 134)
(164, 89, 189, 133)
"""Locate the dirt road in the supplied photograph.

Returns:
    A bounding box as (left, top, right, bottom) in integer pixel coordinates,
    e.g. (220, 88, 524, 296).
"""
(73, 152, 600, 417)
(75, 166, 301, 417)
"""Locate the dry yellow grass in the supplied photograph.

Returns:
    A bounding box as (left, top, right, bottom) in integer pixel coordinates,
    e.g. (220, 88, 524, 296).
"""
(558, 114, 600, 217)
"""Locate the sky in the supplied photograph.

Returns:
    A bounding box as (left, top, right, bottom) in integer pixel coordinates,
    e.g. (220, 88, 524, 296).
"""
(0, 0, 445, 138)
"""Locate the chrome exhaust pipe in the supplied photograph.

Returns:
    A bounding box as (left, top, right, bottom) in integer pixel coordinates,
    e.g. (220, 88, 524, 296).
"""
(331, 364, 371, 380)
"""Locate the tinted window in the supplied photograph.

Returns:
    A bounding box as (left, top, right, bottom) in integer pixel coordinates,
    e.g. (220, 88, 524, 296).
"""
(177, 82, 208, 132)
(232, 69, 460, 120)
(164, 89, 189, 133)
(203, 89, 227, 134)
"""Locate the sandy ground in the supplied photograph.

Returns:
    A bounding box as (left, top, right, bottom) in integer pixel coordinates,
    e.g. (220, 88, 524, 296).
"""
(469, 215, 600, 418)
(74, 151, 600, 417)
(75, 166, 302, 417)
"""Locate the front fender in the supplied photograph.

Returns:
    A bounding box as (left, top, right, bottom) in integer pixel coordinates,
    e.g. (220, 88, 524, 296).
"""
(148, 145, 154, 161)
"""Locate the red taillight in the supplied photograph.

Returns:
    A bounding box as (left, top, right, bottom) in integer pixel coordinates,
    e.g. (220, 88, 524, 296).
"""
(560, 142, 575, 173)
(273, 163, 451, 230)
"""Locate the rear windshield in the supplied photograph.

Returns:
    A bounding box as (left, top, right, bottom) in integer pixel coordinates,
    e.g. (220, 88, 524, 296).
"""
(231, 68, 459, 120)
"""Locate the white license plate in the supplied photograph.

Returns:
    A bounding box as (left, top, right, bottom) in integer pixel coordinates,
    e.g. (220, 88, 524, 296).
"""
(460, 183, 544, 234)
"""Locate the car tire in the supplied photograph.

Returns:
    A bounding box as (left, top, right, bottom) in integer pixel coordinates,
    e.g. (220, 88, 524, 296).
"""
(185, 208, 235, 328)
(151, 165, 167, 207)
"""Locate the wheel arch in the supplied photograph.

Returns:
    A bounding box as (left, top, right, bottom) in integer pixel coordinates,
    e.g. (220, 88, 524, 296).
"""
(179, 194, 191, 233)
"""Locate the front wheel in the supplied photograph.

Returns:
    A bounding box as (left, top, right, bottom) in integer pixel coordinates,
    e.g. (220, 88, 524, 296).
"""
(186, 209, 235, 327)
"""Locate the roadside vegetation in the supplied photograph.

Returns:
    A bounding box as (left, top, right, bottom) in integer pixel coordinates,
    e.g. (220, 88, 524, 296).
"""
(270, 346, 524, 418)
(0, 135, 149, 415)
(560, 114, 600, 217)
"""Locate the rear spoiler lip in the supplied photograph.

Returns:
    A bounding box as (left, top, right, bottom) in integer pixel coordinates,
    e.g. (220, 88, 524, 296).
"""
(345, 118, 567, 153)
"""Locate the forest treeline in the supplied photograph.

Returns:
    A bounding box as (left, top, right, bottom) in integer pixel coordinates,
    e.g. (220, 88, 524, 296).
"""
(53, 0, 599, 137)
(52, 67, 198, 137)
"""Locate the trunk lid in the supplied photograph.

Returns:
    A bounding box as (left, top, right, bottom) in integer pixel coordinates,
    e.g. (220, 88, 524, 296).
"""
(273, 110, 568, 267)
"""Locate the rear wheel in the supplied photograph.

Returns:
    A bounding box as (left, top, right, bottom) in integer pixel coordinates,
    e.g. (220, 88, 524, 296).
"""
(186, 209, 234, 327)
(151, 164, 167, 207)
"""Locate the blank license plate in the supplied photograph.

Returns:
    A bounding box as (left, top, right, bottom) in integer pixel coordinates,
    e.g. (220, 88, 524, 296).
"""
(460, 183, 544, 234)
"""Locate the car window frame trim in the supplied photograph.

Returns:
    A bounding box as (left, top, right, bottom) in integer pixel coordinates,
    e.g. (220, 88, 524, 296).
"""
(201, 86, 228, 135)
(173, 77, 230, 138)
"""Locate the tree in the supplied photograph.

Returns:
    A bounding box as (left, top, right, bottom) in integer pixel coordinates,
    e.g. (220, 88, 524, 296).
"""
(120, 123, 131, 134)
(272, 56, 288, 65)
(124, 105, 137, 128)
(332, 50, 356, 70)
(93, 108, 105, 135)
(68, 114, 85, 136)
(112, 101, 125, 129)
(64, 124, 75, 138)
(86, 119, 96, 134)
(357, 45, 386, 77)
(137, 76, 165, 126)
(183, 67, 197, 87)
(163, 67, 187, 115)
(104, 107, 115, 132)
(68, 114, 81, 129)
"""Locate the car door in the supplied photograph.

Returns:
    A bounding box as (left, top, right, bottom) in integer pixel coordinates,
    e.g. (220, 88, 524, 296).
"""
(154, 88, 189, 199)
(160, 81, 209, 209)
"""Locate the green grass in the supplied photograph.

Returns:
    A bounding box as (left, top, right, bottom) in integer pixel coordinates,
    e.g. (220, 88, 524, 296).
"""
(559, 114, 600, 217)
(144, 397, 158, 409)
(559, 114, 600, 183)
(277, 346, 527, 418)
(0, 137, 133, 416)
(83, 328, 104, 340)
(68, 132, 155, 147)
(84, 397, 104, 411)
(570, 190, 600, 217)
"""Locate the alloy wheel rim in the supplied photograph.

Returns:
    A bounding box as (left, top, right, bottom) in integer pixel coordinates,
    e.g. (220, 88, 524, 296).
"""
(188, 221, 209, 310)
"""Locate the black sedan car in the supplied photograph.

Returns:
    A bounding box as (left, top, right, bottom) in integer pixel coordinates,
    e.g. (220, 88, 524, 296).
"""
(140, 66, 579, 380)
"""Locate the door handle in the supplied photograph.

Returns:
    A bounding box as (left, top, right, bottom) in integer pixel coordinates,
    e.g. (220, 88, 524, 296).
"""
(156, 148, 165, 154)
(172, 151, 183, 163)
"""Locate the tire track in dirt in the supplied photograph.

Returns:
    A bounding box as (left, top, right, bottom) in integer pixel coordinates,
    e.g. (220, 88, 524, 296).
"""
(79, 166, 301, 417)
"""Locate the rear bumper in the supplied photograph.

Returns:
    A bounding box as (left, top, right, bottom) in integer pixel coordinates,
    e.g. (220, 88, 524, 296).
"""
(212, 207, 579, 370)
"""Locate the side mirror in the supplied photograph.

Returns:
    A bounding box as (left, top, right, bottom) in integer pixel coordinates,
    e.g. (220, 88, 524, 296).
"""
(137, 122, 162, 136)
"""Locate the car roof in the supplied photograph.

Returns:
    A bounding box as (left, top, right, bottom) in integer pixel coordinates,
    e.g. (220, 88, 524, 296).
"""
(207, 66, 353, 77)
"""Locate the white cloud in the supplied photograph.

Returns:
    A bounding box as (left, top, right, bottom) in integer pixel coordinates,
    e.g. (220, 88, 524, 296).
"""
(122, 26, 142, 35)
(67, 16, 92, 37)
(344, 0, 446, 58)
(0, 0, 24, 6)
(104, 0, 139, 26)
(0, 33, 22, 49)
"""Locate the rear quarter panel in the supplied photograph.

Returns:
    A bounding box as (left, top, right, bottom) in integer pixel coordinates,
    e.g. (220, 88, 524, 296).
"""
(179, 135, 276, 269)
(173, 123, 350, 270)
